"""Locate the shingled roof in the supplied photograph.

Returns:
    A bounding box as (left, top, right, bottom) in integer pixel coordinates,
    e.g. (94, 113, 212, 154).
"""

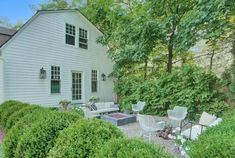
(0, 26, 16, 47)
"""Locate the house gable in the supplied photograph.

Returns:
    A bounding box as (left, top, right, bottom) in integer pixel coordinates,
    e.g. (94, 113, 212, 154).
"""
(1, 9, 114, 106)
(0, 9, 103, 50)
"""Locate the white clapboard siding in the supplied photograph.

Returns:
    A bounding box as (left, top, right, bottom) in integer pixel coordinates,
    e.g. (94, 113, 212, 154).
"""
(1, 11, 115, 107)
(0, 58, 4, 104)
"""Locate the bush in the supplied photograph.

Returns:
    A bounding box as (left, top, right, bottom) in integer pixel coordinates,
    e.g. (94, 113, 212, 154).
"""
(48, 119, 124, 158)
(4, 105, 41, 133)
(0, 100, 21, 125)
(116, 65, 229, 119)
(0, 101, 28, 128)
(3, 108, 50, 158)
(189, 109, 235, 157)
(14, 111, 81, 158)
(94, 138, 173, 158)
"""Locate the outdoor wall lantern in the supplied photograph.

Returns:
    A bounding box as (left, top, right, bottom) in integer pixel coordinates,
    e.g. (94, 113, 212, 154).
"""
(101, 73, 106, 81)
(39, 67, 47, 79)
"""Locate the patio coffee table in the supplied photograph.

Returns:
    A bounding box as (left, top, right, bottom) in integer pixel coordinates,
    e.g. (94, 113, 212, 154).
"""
(101, 113, 136, 126)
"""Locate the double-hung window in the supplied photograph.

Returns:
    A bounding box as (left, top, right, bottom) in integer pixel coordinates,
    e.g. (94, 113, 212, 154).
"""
(79, 28, 88, 49)
(91, 70, 98, 92)
(66, 23, 76, 45)
(51, 66, 60, 94)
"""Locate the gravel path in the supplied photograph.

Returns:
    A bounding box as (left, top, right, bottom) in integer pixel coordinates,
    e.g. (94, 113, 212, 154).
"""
(118, 116, 182, 158)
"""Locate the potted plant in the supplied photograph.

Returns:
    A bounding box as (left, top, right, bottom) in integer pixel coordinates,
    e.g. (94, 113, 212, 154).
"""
(59, 100, 71, 111)
(89, 96, 100, 103)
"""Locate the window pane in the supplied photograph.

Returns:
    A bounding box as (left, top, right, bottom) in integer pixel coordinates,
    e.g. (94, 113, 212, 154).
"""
(79, 28, 88, 49)
(51, 80, 60, 93)
(66, 35, 75, 45)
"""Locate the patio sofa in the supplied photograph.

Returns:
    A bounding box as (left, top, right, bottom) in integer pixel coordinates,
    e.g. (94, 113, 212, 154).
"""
(90, 102, 119, 115)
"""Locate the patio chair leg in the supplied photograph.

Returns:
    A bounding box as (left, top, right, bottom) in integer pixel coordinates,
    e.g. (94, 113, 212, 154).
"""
(149, 132, 151, 142)
(179, 120, 183, 133)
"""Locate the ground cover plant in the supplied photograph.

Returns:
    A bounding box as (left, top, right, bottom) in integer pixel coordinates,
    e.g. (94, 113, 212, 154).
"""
(189, 109, 235, 157)
(95, 138, 173, 158)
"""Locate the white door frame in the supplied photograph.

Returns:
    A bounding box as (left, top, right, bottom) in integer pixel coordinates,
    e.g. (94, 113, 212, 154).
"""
(71, 71, 85, 103)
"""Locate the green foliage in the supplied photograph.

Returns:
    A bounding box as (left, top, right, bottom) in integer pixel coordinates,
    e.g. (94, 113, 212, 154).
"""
(4, 105, 41, 133)
(0, 144, 3, 158)
(221, 67, 232, 86)
(117, 65, 228, 119)
(14, 111, 81, 158)
(119, 98, 134, 111)
(3, 108, 49, 158)
(0, 100, 28, 129)
(0, 100, 20, 123)
(48, 119, 124, 158)
(189, 109, 235, 158)
(94, 138, 173, 158)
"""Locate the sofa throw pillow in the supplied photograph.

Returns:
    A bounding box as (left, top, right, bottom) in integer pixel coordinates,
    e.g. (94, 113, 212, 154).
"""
(90, 103, 97, 111)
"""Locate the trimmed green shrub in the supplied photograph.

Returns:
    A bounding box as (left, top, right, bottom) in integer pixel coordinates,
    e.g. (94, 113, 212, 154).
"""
(14, 111, 81, 158)
(3, 108, 50, 158)
(4, 105, 41, 133)
(116, 65, 229, 119)
(0, 101, 28, 128)
(0, 100, 21, 125)
(189, 109, 235, 158)
(94, 138, 173, 158)
(48, 119, 124, 158)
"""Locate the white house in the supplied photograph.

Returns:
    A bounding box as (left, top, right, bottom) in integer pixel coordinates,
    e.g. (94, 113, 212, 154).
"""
(0, 9, 116, 107)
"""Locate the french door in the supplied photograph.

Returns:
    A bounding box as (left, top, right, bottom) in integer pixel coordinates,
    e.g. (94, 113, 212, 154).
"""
(72, 72, 82, 101)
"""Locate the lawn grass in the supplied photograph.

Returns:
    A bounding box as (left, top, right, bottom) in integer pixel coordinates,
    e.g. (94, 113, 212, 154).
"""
(0, 143, 3, 157)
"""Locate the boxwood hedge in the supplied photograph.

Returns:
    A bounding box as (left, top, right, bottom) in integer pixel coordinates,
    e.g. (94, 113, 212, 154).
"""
(14, 111, 82, 158)
(189, 109, 235, 157)
(48, 119, 124, 158)
(4, 105, 41, 133)
(94, 138, 173, 158)
(0, 100, 21, 125)
(0, 101, 28, 129)
(3, 108, 50, 158)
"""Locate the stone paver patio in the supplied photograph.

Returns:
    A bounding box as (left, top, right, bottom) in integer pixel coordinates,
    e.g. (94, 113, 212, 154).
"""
(118, 116, 181, 157)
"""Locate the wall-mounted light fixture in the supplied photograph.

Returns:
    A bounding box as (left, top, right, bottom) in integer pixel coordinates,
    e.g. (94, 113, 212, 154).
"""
(39, 67, 47, 79)
(101, 73, 106, 81)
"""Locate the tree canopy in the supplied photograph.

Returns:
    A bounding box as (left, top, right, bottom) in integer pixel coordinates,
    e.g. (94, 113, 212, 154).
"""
(37, 0, 235, 78)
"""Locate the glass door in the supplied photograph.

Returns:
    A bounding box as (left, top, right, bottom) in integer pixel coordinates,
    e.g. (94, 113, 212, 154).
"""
(72, 72, 82, 101)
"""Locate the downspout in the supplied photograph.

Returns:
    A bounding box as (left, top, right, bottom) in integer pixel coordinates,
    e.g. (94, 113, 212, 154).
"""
(0, 49, 4, 104)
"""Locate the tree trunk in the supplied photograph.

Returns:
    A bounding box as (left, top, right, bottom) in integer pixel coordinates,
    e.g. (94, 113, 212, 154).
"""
(167, 20, 176, 73)
(167, 44, 173, 73)
(209, 49, 215, 71)
(144, 58, 148, 79)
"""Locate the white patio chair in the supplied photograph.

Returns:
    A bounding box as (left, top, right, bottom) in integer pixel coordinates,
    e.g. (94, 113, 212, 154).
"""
(81, 107, 99, 118)
(167, 106, 187, 132)
(181, 112, 222, 140)
(138, 114, 165, 142)
(132, 101, 145, 114)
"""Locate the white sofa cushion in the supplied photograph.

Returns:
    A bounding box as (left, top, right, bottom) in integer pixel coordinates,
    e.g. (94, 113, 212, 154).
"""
(95, 102, 115, 110)
(91, 108, 119, 115)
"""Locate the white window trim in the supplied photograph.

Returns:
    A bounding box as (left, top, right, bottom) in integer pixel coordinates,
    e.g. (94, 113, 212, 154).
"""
(79, 27, 88, 49)
(71, 70, 85, 103)
(65, 23, 76, 47)
(91, 69, 99, 93)
(50, 65, 61, 95)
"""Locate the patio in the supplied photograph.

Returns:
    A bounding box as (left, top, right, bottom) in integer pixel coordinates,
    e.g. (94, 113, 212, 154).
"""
(118, 116, 181, 157)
